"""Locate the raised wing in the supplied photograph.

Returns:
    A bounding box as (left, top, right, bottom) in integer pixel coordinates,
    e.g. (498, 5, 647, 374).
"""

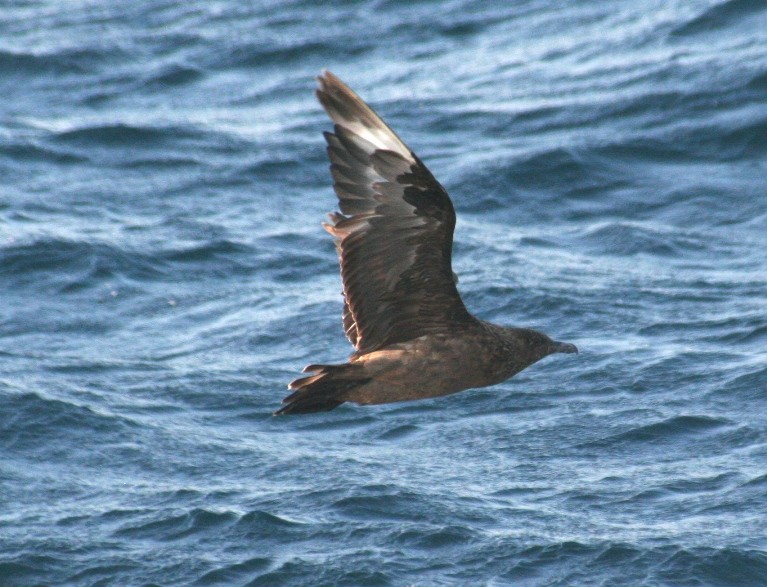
(316, 71, 473, 356)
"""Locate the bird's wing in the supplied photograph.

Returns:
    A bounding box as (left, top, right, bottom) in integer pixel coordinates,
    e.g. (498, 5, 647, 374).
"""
(316, 70, 473, 356)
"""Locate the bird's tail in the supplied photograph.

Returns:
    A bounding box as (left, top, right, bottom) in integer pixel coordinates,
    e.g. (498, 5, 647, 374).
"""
(274, 363, 370, 416)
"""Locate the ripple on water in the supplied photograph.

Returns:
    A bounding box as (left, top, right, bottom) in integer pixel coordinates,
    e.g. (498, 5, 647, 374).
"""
(580, 415, 730, 449)
(2, 1, 767, 585)
(112, 508, 238, 541)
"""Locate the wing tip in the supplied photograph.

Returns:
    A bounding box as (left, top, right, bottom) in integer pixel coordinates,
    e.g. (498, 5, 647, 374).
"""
(316, 69, 343, 105)
(317, 69, 339, 88)
(314, 70, 411, 158)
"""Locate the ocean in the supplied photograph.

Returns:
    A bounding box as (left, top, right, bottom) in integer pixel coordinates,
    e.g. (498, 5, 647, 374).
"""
(1, 0, 766, 585)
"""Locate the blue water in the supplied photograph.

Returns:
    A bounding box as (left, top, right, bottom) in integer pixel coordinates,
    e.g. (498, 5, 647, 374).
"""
(2, 0, 766, 585)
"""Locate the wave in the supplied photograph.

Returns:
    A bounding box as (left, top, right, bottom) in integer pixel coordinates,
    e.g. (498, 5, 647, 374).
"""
(141, 63, 204, 88)
(582, 415, 730, 448)
(640, 313, 767, 347)
(209, 39, 373, 70)
(621, 472, 741, 506)
(0, 142, 88, 165)
(652, 545, 767, 585)
(332, 488, 431, 522)
(0, 237, 264, 292)
(0, 557, 66, 587)
(52, 123, 203, 147)
(454, 146, 613, 221)
(113, 508, 238, 541)
(196, 557, 271, 584)
(0, 47, 124, 76)
(590, 544, 767, 586)
(748, 70, 767, 91)
(578, 221, 707, 257)
(397, 525, 476, 550)
(726, 365, 767, 393)
(0, 239, 164, 291)
(671, 0, 767, 36)
(0, 392, 138, 453)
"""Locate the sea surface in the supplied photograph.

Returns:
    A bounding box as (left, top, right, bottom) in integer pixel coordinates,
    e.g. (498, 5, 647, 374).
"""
(1, 1, 766, 585)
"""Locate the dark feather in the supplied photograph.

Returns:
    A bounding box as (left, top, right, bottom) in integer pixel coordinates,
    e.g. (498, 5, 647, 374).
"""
(316, 71, 473, 356)
(275, 363, 370, 415)
(276, 72, 578, 416)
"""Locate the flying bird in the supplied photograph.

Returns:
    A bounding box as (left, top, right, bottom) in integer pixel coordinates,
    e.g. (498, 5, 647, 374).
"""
(276, 71, 577, 415)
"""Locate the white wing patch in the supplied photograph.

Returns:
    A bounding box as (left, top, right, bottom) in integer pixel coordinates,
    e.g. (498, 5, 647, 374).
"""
(317, 70, 414, 164)
(341, 117, 409, 158)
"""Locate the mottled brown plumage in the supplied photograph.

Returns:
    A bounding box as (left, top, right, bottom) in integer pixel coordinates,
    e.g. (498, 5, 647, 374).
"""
(275, 71, 577, 415)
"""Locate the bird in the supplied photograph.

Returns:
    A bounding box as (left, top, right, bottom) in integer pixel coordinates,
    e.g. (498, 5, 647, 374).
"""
(275, 70, 577, 415)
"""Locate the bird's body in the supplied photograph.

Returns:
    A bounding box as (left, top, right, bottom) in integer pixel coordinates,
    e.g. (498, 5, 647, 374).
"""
(276, 71, 577, 415)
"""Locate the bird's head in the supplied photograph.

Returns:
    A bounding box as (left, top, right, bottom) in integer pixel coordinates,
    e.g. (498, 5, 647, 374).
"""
(519, 328, 579, 363)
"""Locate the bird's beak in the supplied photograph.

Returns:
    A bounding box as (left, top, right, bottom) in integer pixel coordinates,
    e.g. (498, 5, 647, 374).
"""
(552, 341, 579, 354)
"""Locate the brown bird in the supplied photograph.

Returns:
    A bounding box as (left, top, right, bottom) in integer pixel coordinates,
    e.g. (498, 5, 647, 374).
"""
(275, 71, 577, 415)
